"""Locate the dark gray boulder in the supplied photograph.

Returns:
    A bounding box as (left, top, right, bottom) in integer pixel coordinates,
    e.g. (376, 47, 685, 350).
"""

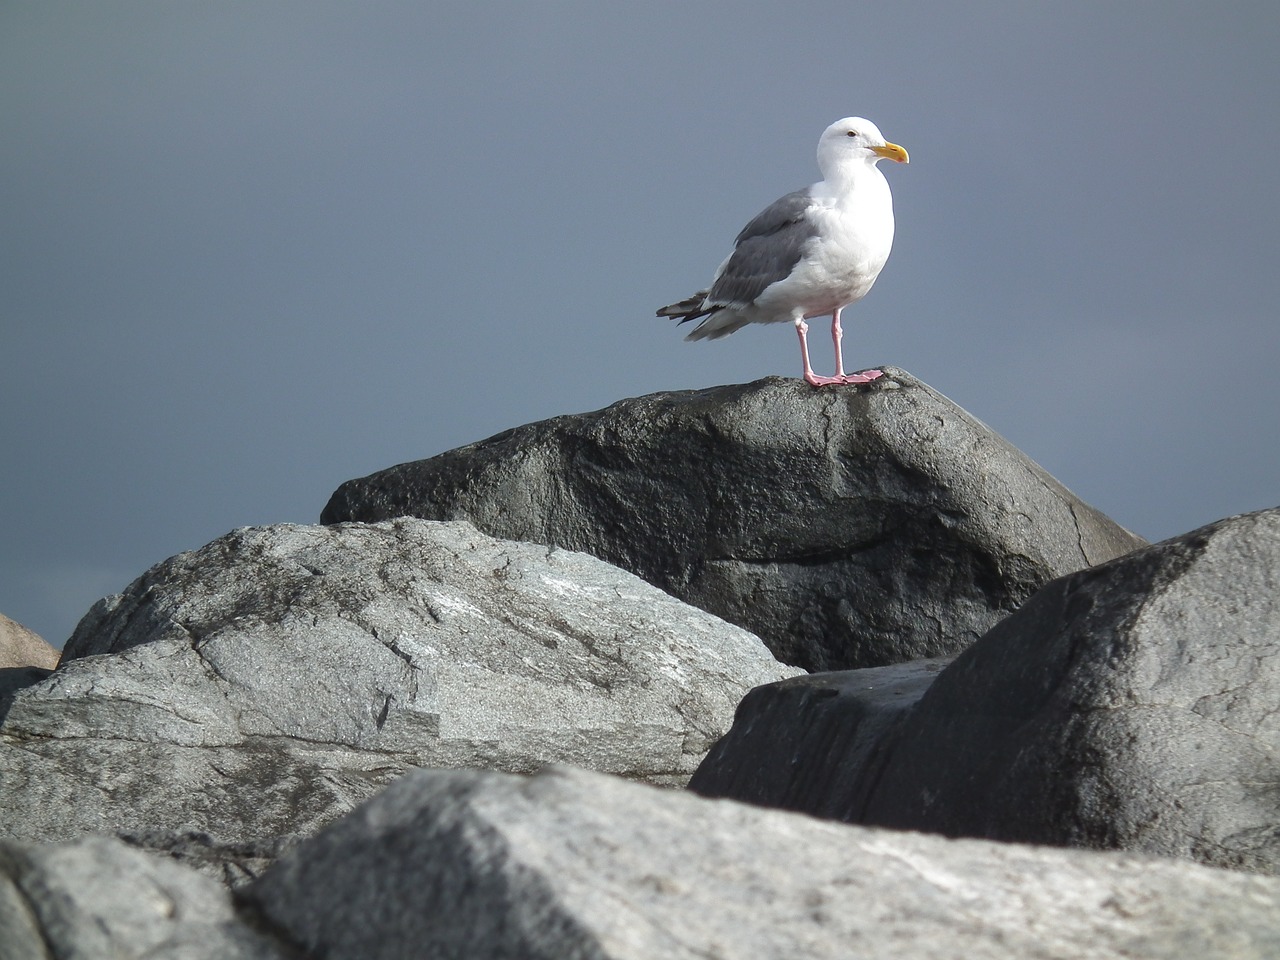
(322, 369, 1143, 670)
(243, 764, 1280, 960)
(688, 657, 952, 817)
(693, 507, 1280, 872)
(854, 506, 1280, 873)
(0, 519, 796, 882)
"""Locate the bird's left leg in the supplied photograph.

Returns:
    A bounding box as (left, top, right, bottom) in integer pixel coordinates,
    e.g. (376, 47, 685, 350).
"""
(831, 307, 848, 378)
(830, 308, 884, 385)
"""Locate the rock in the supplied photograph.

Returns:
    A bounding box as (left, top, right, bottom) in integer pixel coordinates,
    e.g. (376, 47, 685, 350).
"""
(243, 764, 1280, 960)
(322, 370, 1143, 671)
(117, 829, 296, 890)
(850, 507, 1280, 874)
(0, 612, 59, 670)
(6, 766, 1278, 958)
(0, 667, 53, 723)
(688, 657, 953, 817)
(0, 614, 59, 726)
(0, 835, 280, 959)
(0, 519, 796, 878)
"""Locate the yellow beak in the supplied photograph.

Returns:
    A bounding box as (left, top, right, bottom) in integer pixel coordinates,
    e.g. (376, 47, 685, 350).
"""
(872, 141, 910, 164)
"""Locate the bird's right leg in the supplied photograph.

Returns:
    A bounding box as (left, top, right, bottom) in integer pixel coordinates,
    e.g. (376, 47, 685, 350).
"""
(796, 318, 843, 387)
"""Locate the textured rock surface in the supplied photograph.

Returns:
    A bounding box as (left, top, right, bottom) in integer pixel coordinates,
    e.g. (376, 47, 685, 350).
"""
(0, 615, 59, 729)
(0, 836, 280, 959)
(322, 370, 1143, 670)
(244, 765, 1280, 960)
(0, 518, 796, 880)
(853, 507, 1280, 874)
(0, 666, 52, 723)
(0, 612, 58, 670)
(6, 767, 1278, 959)
(689, 657, 952, 816)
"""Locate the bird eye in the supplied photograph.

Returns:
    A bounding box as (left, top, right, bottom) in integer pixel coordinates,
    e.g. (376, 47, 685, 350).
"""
(845, 130, 858, 138)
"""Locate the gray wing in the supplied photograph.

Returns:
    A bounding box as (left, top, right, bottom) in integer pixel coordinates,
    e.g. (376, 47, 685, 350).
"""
(707, 189, 816, 308)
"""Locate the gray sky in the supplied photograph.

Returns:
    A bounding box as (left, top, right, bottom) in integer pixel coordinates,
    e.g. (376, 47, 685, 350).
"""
(3, 2, 1278, 647)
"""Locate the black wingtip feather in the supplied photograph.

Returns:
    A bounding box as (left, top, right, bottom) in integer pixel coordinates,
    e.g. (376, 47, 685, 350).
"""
(656, 293, 713, 325)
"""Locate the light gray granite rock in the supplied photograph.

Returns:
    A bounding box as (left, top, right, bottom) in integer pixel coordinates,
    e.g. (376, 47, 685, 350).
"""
(0, 519, 797, 881)
(322, 370, 1144, 670)
(7, 766, 1278, 959)
(244, 765, 1280, 960)
(0, 836, 281, 960)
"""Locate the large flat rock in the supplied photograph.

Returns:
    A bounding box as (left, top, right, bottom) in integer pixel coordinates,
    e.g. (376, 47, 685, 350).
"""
(0, 519, 796, 882)
(243, 765, 1280, 959)
(7, 766, 1278, 959)
(322, 370, 1143, 670)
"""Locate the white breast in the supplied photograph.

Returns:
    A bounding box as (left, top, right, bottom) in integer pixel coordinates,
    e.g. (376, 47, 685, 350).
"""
(754, 168, 896, 322)
(812, 172, 894, 285)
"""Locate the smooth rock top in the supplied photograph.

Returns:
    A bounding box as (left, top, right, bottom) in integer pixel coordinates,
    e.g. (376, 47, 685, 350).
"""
(322, 370, 1144, 670)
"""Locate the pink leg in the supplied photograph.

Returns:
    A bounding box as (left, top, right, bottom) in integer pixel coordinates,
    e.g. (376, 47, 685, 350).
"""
(796, 315, 885, 387)
(796, 318, 843, 387)
(831, 307, 884, 385)
(831, 308, 847, 377)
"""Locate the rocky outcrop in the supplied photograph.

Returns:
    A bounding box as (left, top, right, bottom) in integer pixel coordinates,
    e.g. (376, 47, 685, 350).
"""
(1, 363, 1275, 955)
(693, 507, 1280, 875)
(0, 612, 58, 670)
(2, 366, 1280, 957)
(7, 766, 1278, 959)
(0, 518, 796, 883)
(322, 370, 1144, 671)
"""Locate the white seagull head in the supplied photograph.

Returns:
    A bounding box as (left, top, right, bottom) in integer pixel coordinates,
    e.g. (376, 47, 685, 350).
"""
(817, 117, 909, 181)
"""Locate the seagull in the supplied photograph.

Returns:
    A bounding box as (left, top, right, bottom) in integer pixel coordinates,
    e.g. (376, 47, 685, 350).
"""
(657, 117, 908, 387)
